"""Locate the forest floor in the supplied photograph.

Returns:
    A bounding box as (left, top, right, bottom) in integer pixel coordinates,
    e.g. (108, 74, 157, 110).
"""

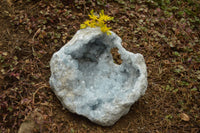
(0, 0, 200, 132)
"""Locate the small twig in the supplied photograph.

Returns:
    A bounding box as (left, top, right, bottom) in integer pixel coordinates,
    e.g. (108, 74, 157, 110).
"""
(32, 28, 41, 41)
(32, 83, 48, 104)
(6, 28, 11, 36)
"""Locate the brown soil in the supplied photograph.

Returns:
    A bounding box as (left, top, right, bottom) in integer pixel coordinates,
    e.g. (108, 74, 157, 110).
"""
(0, 0, 199, 133)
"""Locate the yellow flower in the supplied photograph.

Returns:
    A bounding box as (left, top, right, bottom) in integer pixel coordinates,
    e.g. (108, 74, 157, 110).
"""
(80, 24, 86, 29)
(80, 9, 113, 35)
(88, 9, 98, 20)
(96, 20, 104, 27)
(106, 31, 111, 35)
(89, 20, 96, 28)
(99, 10, 114, 21)
(101, 24, 111, 33)
(84, 20, 91, 26)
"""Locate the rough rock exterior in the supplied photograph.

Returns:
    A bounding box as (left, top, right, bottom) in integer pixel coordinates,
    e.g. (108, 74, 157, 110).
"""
(49, 27, 148, 126)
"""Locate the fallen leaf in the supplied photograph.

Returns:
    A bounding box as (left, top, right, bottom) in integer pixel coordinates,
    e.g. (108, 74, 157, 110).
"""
(6, 0, 12, 6)
(180, 113, 190, 121)
(2, 52, 8, 56)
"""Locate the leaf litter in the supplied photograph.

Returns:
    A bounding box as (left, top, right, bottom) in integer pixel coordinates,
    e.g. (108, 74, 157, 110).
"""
(0, 0, 199, 132)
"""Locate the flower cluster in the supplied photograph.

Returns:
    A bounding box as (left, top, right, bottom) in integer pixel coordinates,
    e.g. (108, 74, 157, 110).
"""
(80, 10, 114, 35)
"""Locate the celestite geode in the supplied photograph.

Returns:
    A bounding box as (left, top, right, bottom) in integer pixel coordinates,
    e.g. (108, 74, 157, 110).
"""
(49, 27, 148, 126)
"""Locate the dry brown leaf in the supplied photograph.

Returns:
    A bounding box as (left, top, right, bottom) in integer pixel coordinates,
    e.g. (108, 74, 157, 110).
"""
(6, 0, 12, 6)
(180, 113, 190, 121)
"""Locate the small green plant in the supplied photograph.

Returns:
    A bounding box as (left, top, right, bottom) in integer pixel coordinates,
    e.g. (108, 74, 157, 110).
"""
(80, 10, 114, 35)
(165, 114, 173, 120)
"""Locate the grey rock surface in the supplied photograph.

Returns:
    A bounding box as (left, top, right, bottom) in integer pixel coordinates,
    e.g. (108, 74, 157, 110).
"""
(49, 27, 148, 126)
